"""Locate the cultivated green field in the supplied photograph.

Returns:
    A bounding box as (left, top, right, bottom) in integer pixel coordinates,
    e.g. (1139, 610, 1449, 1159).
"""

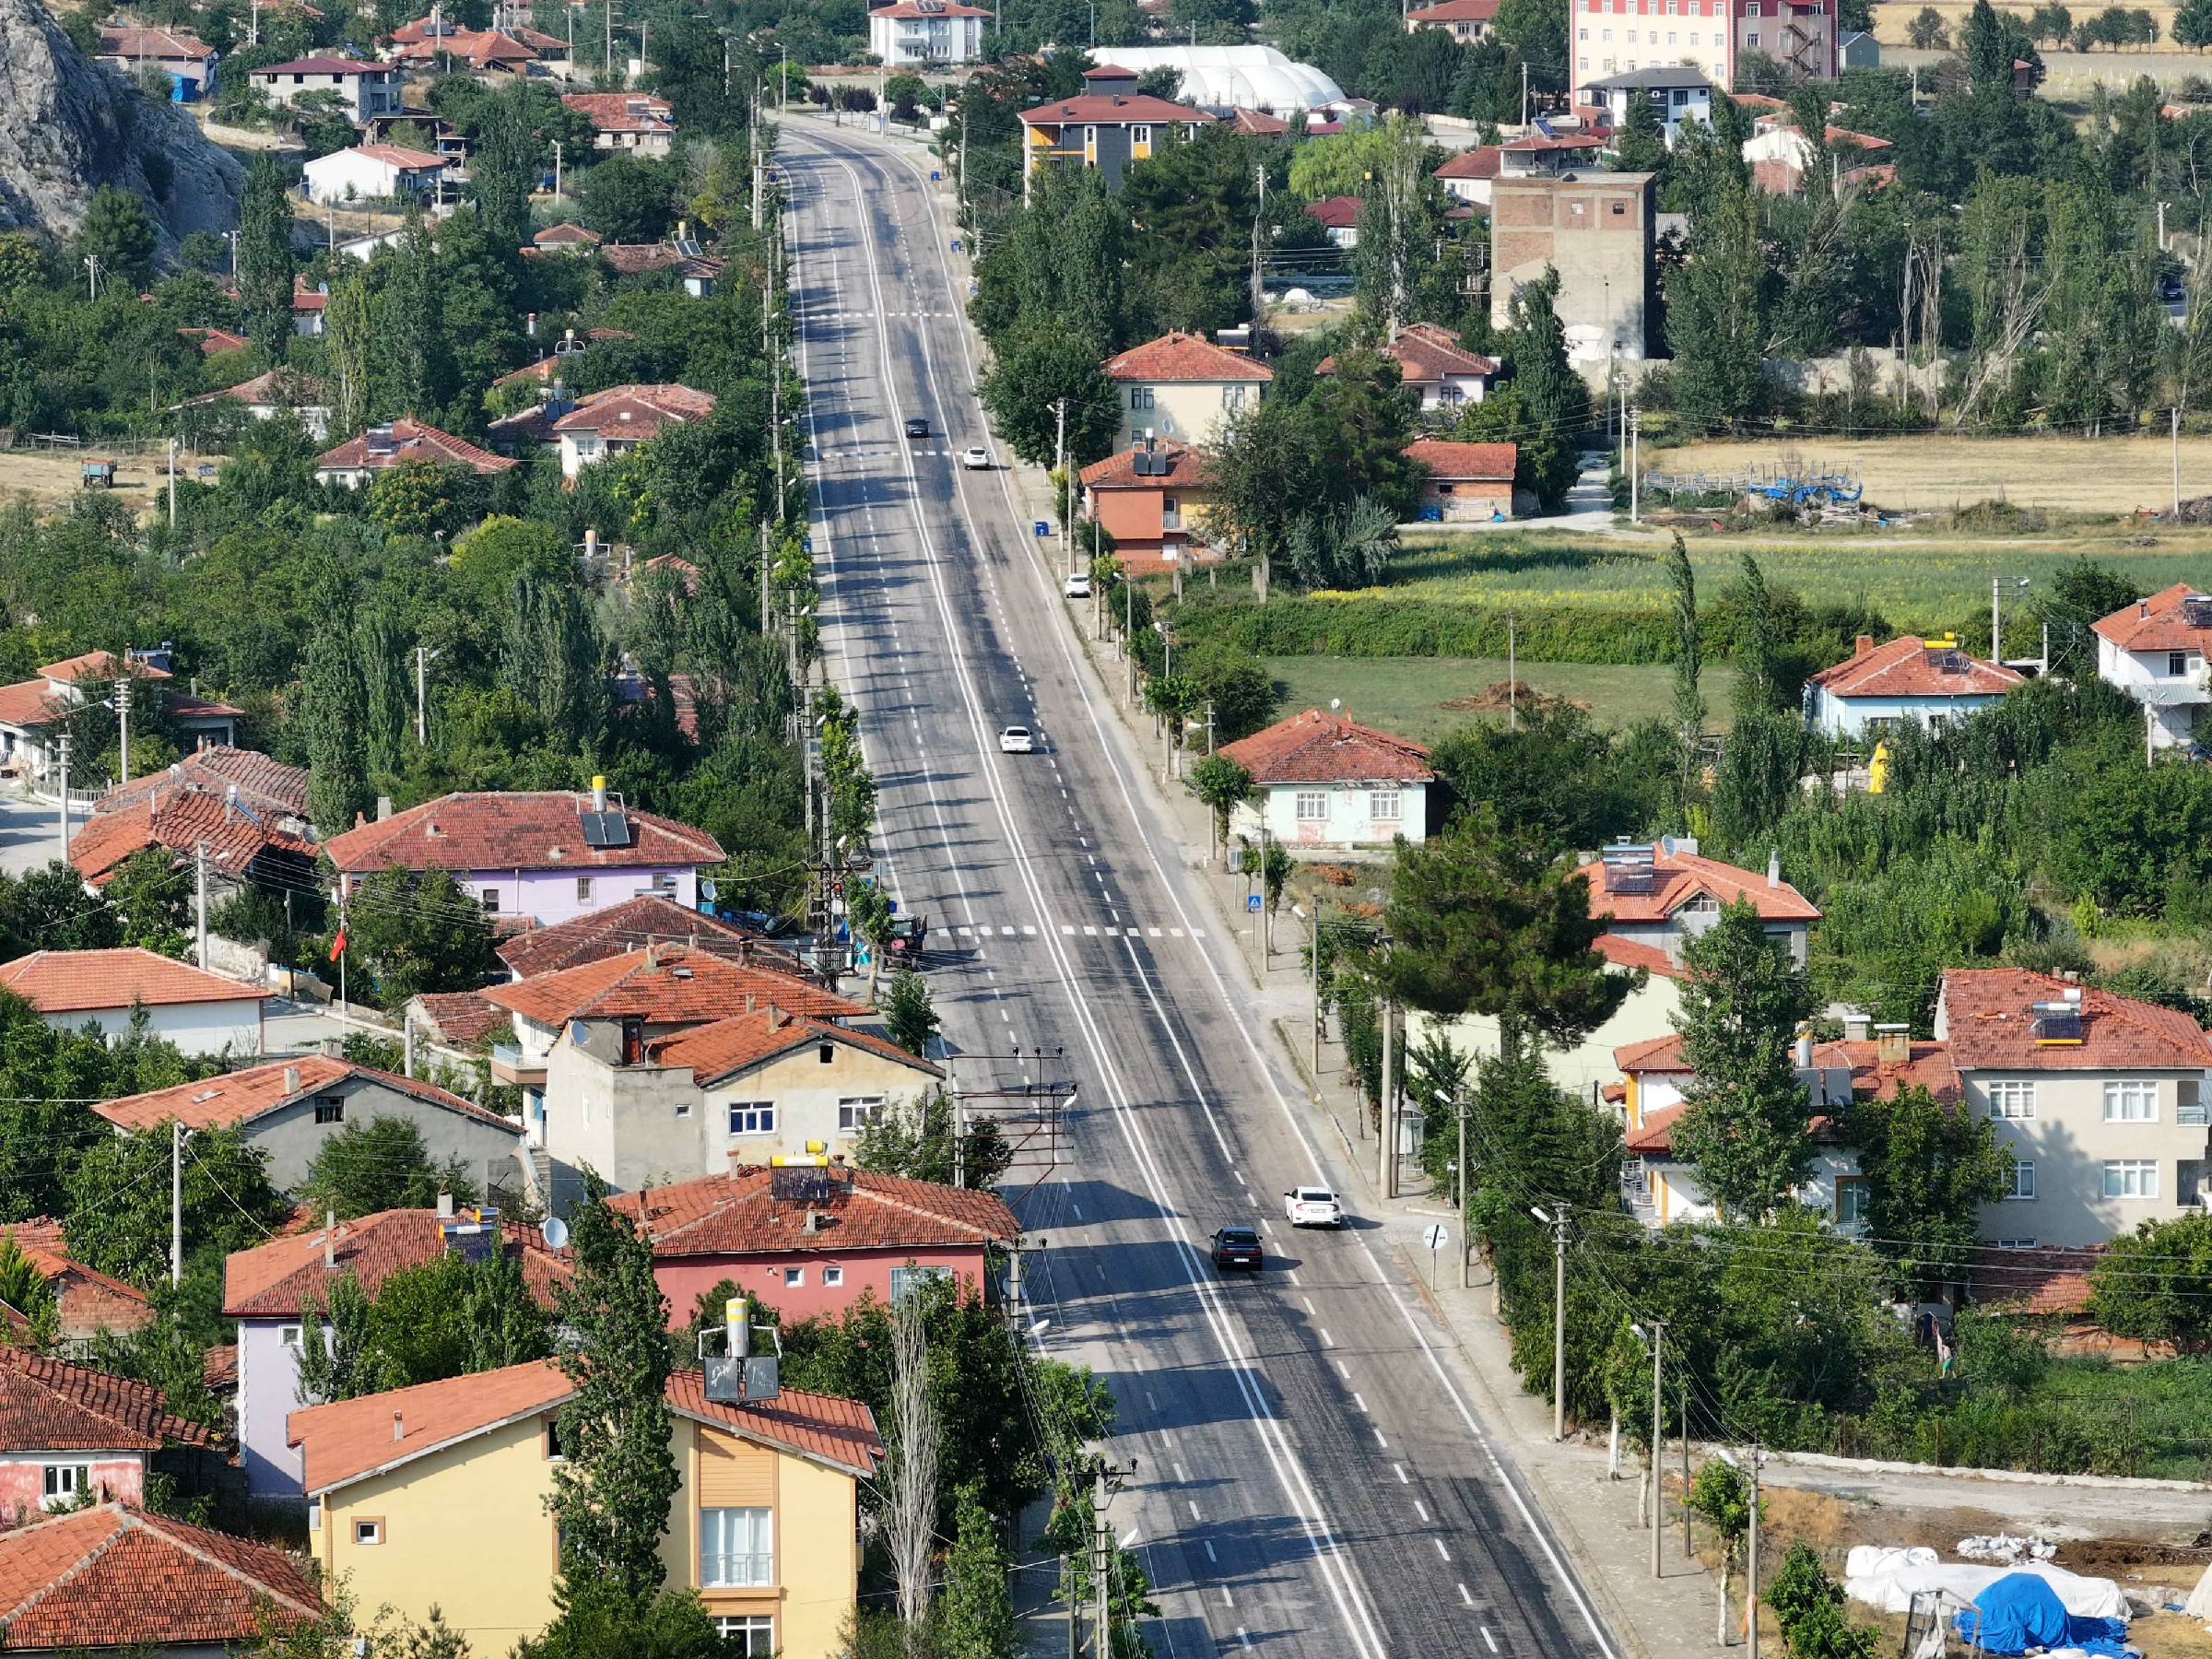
(1264, 655, 1741, 745)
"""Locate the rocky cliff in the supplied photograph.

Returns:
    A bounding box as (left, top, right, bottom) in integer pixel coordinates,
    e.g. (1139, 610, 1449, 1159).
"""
(0, 0, 241, 251)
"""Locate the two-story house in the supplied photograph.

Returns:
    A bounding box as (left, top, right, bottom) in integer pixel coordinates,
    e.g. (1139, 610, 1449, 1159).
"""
(289, 1359, 880, 1657)
(1583, 65, 1715, 139)
(561, 91, 677, 154)
(1937, 968, 2212, 1249)
(551, 383, 718, 478)
(322, 782, 724, 926)
(611, 1165, 1017, 1325)
(1575, 838, 1820, 967)
(1102, 331, 1273, 453)
(1803, 634, 2022, 739)
(867, 0, 994, 64)
(2094, 582, 2211, 751)
(223, 1206, 570, 1500)
(1406, 0, 1500, 38)
(1018, 66, 1211, 198)
(0, 650, 243, 782)
(1317, 324, 1498, 414)
(1077, 438, 1217, 574)
(496, 892, 803, 981)
(1219, 709, 1434, 852)
(247, 56, 403, 120)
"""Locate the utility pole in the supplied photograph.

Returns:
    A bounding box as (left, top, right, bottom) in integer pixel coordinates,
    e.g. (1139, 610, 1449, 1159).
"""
(1376, 998, 1394, 1195)
(1093, 1465, 1112, 1659)
(1520, 58, 1529, 128)
(1533, 1205, 1570, 1439)
(553, 139, 563, 200)
(1647, 1321, 1665, 1578)
(171, 1122, 190, 1285)
(1457, 1090, 1471, 1286)
(83, 253, 100, 301)
(1251, 821, 1266, 959)
(1124, 578, 1135, 703)
(1250, 163, 1265, 325)
(167, 438, 177, 532)
(1508, 613, 1517, 732)
(113, 677, 131, 783)
(1629, 406, 1641, 523)
(415, 644, 441, 746)
(194, 841, 210, 971)
(56, 735, 70, 857)
(1747, 1445, 1763, 1658)
(1308, 907, 1322, 1073)
(1054, 397, 1069, 578)
(2175, 406, 2183, 516)
(760, 522, 774, 636)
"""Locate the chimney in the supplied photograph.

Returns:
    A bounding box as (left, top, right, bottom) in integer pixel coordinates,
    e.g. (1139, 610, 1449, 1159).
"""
(1793, 1026, 1814, 1069)
(801, 1209, 820, 1235)
(1842, 1012, 1871, 1042)
(285, 1065, 301, 1094)
(393, 1411, 405, 1441)
(437, 1191, 454, 1219)
(768, 1004, 787, 1030)
(1875, 1023, 1911, 1065)
(225, 782, 239, 822)
(644, 940, 659, 970)
(376, 795, 393, 821)
(324, 1208, 335, 1268)
(1854, 634, 1873, 657)
(1767, 849, 1782, 888)
(2065, 984, 2084, 1006)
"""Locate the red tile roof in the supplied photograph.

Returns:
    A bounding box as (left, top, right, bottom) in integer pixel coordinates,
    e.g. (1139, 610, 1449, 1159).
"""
(1619, 1034, 1962, 1152)
(561, 91, 676, 132)
(0, 679, 63, 730)
(1435, 146, 1503, 180)
(1308, 194, 1361, 229)
(1227, 107, 1290, 135)
(181, 326, 253, 355)
(348, 143, 448, 170)
(321, 788, 723, 875)
(600, 243, 725, 278)
(41, 651, 167, 685)
(648, 1008, 941, 1086)
(551, 383, 718, 440)
(1939, 968, 2212, 1071)
(0, 948, 265, 1013)
(99, 25, 213, 56)
(1594, 933, 1681, 980)
(224, 1208, 569, 1318)
(1385, 322, 1500, 382)
(203, 1343, 238, 1393)
(67, 786, 316, 888)
(179, 368, 327, 414)
(289, 1359, 881, 1491)
(1807, 634, 2024, 700)
(1624, 1100, 1685, 1152)
(1968, 1244, 2100, 1315)
(870, 0, 992, 14)
(1079, 441, 1212, 490)
(496, 894, 800, 980)
(1406, 438, 1516, 481)
(1408, 0, 1500, 18)
(0, 1504, 320, 1649)
(1500, 131, 1606, 152)
(1020, 91, 1210, 126)
(255, 54, 392, 73)
(95, 1055, 521, 1135)
(315, 418, 515, 477)
(1218, 708, 1433, 785)
(2092, 581, 2205, 653)
(533, 222, 604, 246)
(408, 989, 513, 1047)
(1573, 847, 1821, 924)
(99, 747, 310, 821)
(0, 1227, 150, 1341)
(612, 1167, 1013, 1257)
(0, 1350, 214, 1452)
(482, 945, 868, 1029)
(1101, 331, 1273, 383)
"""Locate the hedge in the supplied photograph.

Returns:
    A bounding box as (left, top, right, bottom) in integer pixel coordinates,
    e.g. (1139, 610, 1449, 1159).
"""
(1171, 594, 1683, 665)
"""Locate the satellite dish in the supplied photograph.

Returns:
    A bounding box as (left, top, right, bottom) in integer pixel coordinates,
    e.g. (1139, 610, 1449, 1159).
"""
(542, 1217, 570, 1249)
(700, 878, 717, 901)
(568, 1020, 589, 1044)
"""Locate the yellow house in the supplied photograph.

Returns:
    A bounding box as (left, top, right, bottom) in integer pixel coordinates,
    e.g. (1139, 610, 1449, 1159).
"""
(288, 1359, 881, 1656)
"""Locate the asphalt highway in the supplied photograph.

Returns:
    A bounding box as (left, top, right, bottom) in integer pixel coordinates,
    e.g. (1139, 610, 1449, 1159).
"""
(780, 117, 1621, 1659)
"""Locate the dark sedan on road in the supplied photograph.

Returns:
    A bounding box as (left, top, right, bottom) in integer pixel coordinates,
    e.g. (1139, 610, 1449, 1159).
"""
(1210, 1227, 1264, 1272)
(904, 417, 931, 439)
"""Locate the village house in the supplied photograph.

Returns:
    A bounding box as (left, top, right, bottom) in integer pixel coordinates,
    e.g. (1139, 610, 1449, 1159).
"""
(2095, 582, 2212, 750)
(868, 0, 994, 64)
(1307, 194, 1360, 248)
(562, 91, 677, 154)
(321, 782, 725, 926)
(289, 1359, 878, 1657)
(95, 26, 218, 99)
(1405, 438, 1519, 521)
(1321, 323, 1499, 413)
(528, 221, 604, 255)
(1218, 709, 1434, 851)
(1434, 145, 1503, 206)
(65, 778, 319, 895)
(98, 747, 310, 827)
(551, 382, 719, 477)
(611, 1165, 1018, 1324)
(0, 1222, 154, 1343)
(1077, 438, 1217, 574)
(599, 239, 728, 296)
(1576, 836, 1819, 967)
(176, 367, 332, 440)
(224, 1206, 570, 1500)
(302, 144, 452, 206)
(0, 948, 265, 1057)
(0, 1349, 219, 1512)
(495, 892, 802, 981)
(1101, 330, 1273, 453)
(1583, 65, 1715, 138)
(1802, 633, 2023, 738)
(247, 55, 403, 119)
(1405, 0, 1499, 36)
(1018, 65, 1211, 198)
(0, 649, 242, 781)
(314, 419, 516, 487)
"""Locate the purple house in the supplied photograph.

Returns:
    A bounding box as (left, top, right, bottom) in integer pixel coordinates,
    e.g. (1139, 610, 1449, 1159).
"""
(223, 1207, 569, 1500)
(322, 781, 724, 928)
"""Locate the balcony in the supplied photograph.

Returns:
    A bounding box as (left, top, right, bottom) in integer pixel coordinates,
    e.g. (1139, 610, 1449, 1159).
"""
(489, 1042, 546, 1087)
(2136, 675, 2211, 707)
(700, 1553, 774, 1588)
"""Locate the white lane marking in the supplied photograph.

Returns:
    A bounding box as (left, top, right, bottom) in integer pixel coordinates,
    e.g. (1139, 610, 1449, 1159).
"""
(1146, 1391, 1157, 1410)
(1072, 1204, 1082, 1218)
(1435, 1538, 1452, 1562)
(1220, 1586, 1233, 1607)
(1288, 1271, 1301, 1287)
(1061, 924, 1076, 935)
(1459, 1585, 1476, 1608)
(1084, 925, 1098, 936)
(1204, 1540, 1217, 1563)
(1187, 1500, 1201, 1522)
(1120, 1528, 1138, 1547)
(1415, 1500, 1430, 1522)
(1482, 1625, 1499, 1651)
(1236, 1630, 1251, 1650)
(1395, 1465, 1409, 1484)
(1374, 1429, 1388, 1448)
(1174, 1463, 1188, 1483)
(1318, 1328, 1332, 1347)
(1354, 1394, 1367, 1413)
(1335, 1360, 1351, 1381)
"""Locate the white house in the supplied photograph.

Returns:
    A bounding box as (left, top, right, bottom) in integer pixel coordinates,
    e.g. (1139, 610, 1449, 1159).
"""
(549, 383, 718, 478)
(1218, 709, 1432, 851)
(1308, 195, 1359, 248)
(867, 0, 993, 65)
(1320, 323, 1497, 413)
(0, 651, 241, 784)
(176, 369, 331, 440)
(1101, 330, 1274, 453)
(1802, 633, 2023, 739)
(2094, 582, 2212, 750)
(1583, 65, 1713, 139)
(560, 92, 677, 155)
(0, 949, 265, 1058)
(247, 56, 403, 120)
(302, 145, 449, 206)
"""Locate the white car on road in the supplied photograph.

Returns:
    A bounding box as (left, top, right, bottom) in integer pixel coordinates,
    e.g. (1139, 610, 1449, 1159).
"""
(960, 446, 992, 470)
(1064, 571, 1091, 599)
(1284, 1186, 1343, 1228)
(998, 725, 1035, 754)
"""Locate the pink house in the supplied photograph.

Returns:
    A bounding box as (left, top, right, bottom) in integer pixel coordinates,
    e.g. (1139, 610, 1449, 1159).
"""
(611, 1166, 1019, 1326)
(0, 1350, 218, 1512)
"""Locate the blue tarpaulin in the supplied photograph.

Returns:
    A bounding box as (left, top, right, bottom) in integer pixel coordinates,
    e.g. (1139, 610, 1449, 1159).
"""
(1956, 1572, 2133, 1657)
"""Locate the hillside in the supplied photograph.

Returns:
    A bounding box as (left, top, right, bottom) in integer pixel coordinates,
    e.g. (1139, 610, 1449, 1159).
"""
(0, 0, 241, 250)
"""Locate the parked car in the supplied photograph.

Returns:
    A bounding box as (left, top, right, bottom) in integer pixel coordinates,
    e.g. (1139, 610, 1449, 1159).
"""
(960, 446, 991, 469)
(1064, 572, 1091, 599)
(1210, 1227, 1264, 1272)
(998, 725, 1034, 754)
(904, 417, 931, 439)
(1284, 1186, 1343, 1228)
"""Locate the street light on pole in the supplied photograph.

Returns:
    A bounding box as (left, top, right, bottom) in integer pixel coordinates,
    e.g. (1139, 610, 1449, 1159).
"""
(1532, 1205, 1570, 1440)
(1633, 1320, 1665, 1579)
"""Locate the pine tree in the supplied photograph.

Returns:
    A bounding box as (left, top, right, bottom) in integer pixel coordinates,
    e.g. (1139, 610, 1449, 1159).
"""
(299, 612, 371, 838)
(237, 156, 295, 352)
(936, 1484, 1018, 1659)
(549, 1177, 677, 1602)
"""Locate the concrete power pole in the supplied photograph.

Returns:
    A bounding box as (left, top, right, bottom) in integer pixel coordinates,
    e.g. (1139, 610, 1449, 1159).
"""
(56, 735, 70, 857)
(1054, 398, 1068, 576)
(113, 677, 131, 784)
(1533, 1205, 1571, 1439)
(415, 644, 441, 747)
(171, 1122, 191, 1285)
(1747, 1445, 1764, 1657)
(194, 840, 210, 971)
(1376, 999, 1394, 1196)
(1250, 163, 1265, 325)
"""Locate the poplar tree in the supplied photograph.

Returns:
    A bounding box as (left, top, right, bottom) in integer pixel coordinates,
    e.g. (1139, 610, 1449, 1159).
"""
(472, 82, 535, 254)
(1666, 178, 1769, 431)
(936, 1484, 1018, 1659)
(358, 607, 412, 779)
(324, 271, 372, 438)
(1667, 533, 1704, 773)
(299, 613, 371, 837)
(382, 204, 449, 419)
(237, 156, 295, 352)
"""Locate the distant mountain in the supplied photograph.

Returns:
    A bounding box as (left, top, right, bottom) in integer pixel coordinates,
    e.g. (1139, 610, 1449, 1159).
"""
(0, 0, 241, 250)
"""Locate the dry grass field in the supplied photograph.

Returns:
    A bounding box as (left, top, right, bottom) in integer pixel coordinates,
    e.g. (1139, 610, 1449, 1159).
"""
(1660, 432, 2212, 518)
(0, 453, 172, 512)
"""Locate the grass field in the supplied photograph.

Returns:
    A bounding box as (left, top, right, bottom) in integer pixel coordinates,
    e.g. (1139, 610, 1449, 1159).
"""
(1379, 529, 2212, 633)
(1264, 655, 1741, 743)
(0, 453, 169, 513)
(1659, 432, 2212, 517)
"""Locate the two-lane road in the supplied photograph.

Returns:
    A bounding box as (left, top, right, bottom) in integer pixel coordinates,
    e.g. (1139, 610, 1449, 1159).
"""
(780, 119, 1621, 1659)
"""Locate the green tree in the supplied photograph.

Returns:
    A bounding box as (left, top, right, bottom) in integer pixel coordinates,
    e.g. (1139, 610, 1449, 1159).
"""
(104, 848, 192, 957)
(978, 324, 1123, 467)
(0, 1229, 57, 1346)
(1709, 712, 1809, 856)
(884, 967, 940, 1057)
(936, 1482, 1018, 1659)
(74, 186, 158, 295)
(1381, 805, 1632, 1045)
(1667, 180, 1770, 431)
(1845, 1084, 2013, 1298)
(472, 80, 536, 253)
(577, 153, 682, 245)
(1503, 269, 1590, 441)
(299, 609, 371, 837)
(1611, 87, 1668, 173)
(65, 1124, 288, 1289)
(503, 569, 609, 756)
(1450, 382, 1580, 512)
(325, 272, 372, 438)
(1186, 753, 1253, 864)
(1667, 897, 1816, 1221)
(366, 460, 464, 536)
(548, 1178, 677, 1601)
(1731, 555, 1783, 717)
(340, 865, 500, 1005)
(1667, 534, 1705, 791)
(852, 1088, 1013, 1190)
(512, 1583, 733, 1659)
(298, 1115, 479, 1220)
(2089, 1209, 2212, 1352)
(237, 155, 297, 351)
(1767, 1541, 1880, 1659)
(1907, 6, 1949, 45)
(382, 204, 450, 419)
(295, 1266, 379, 1402)
(1690, 1457, 1756, 1643)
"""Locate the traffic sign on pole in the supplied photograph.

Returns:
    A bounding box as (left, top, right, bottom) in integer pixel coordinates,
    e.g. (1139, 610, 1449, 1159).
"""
(1423, 1223, 1448, 1288)
(1246, 893, 1263, 912)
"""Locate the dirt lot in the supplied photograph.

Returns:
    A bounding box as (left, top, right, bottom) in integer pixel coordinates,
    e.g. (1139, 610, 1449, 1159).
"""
(0, 451, 180, 513)
(1662, 432, 2212, 518)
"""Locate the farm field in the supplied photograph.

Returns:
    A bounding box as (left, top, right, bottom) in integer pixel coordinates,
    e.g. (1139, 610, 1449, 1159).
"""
(1263, 654, 1742, 744)
(1658, 432, 2212, 518)
(0, 451, 173, 512)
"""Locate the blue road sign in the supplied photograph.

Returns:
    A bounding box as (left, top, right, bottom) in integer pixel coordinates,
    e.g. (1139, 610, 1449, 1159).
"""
(1247, 894, 1263, 912)
(1034, 521, 1051, 537)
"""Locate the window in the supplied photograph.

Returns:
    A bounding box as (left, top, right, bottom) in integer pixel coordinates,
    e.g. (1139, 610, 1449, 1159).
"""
(676, 1103, 692, 1119)
(1082, 124, 1096, 147)
(1133, 124, 1151, 144)
(1580, 23, 1589, 33)
(2183, 1081, 2206, 1126)
(42, 1465, 88, 1503)
(1294, 792, 1327, 821)
(279, 1324, 302, 1347)
(2172, 651, 2194, 677)
(1833, 1177, 1867, 1224)
(313, 1097, 344, 1124)
(2105, 1079, 2159, 1123)
(1371, 790, 1402, 821)
(716, 1617, 776, 1655)
(1602, 26, 1612, 37)
(729, 1102, 776, 1135)
(1747, 30, 1759, 44)
(838, 1097, 885, 1131)
(576, 876, 594, 902)
(2004, 1159, 2035, 1200)
(1681, 895, 1721, 914)
(1984, 1080, 2037, 1120)
(1221, 384, 1247, 410)
(545, 1420, 569, 1460)
(480, 888, 500, 913)
(650, 873, 678, 896)
(1611, 200, 1627, 215)
(823, 1265, 844, 1287)
(818, 1042, 835, 1065)
(2104, 1159, 2159, 1199)
(700, 1508, 773, 1586)
(783, 1267, 805, 1288)
(1129, 387, 1155, 410)
(890, 1265, 953, 1301)
(353, 1518, 384, 1547)
(1992, 1237, 2038, 1250)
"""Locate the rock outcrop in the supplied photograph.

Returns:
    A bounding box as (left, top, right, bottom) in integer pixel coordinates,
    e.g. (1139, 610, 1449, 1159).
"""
(0, 0, 242, 251)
